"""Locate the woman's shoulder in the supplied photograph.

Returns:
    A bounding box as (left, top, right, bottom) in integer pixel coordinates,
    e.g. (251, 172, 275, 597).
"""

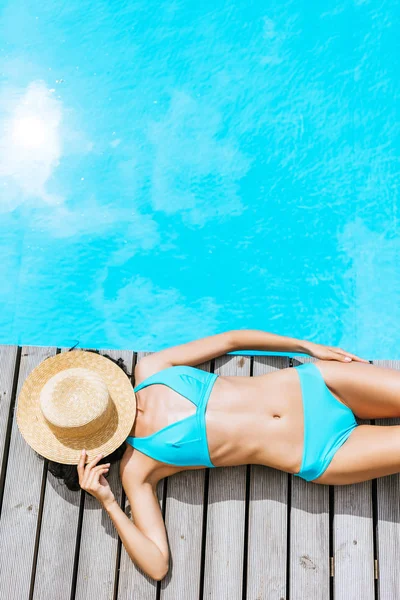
(134, 358, 174, 381)
(120, 442, 182, 486)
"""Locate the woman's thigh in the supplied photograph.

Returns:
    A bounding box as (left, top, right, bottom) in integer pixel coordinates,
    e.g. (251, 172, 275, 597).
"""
(312, 423, 400, 485)
(314, 360, 400, 420)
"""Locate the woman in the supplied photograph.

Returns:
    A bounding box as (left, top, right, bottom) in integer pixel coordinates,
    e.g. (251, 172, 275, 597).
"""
(16, 329, 400, 581)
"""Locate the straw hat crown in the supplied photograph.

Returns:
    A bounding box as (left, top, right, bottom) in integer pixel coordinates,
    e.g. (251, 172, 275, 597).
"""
(40, 368, 112, 436)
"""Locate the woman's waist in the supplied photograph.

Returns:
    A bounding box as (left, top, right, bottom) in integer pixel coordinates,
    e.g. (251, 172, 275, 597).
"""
(210, 367, 303, 418)
(206, 411, 304, 471)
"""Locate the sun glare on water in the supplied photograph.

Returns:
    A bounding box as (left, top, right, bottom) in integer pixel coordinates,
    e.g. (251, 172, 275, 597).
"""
(11, 115, 50, 149)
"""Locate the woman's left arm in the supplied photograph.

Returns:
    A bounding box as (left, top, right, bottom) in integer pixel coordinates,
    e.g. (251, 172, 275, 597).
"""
(137, 330, 236, 370)
(230, 329, 369, 363)
(231, 329, 309, 355)
(137, 329, 368, 371)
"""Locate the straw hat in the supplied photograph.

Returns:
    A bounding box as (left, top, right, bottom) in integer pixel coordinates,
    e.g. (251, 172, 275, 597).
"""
(16, 350, 137, 464)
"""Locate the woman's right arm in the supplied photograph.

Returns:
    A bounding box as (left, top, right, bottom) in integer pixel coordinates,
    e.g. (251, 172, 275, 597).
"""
(103, 480, 169, 581)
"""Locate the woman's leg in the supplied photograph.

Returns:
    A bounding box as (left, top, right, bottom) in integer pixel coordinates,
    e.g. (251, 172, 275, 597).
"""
(313, 360, 400, 419)
(312, 424, 400, 485)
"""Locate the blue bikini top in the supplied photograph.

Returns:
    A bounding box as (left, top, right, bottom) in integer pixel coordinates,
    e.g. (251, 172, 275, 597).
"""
(126, 365, 218, 468)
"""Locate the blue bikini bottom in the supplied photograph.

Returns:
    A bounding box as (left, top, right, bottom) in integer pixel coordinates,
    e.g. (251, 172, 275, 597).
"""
(293, 361, 358, 482)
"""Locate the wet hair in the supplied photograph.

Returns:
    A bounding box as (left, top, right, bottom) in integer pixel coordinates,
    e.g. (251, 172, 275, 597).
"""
(35, 348, 133, 492)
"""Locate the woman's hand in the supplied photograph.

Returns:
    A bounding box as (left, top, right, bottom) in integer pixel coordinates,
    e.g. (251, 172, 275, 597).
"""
(77, 449, 116, 508)
(305, 341, 369, 363)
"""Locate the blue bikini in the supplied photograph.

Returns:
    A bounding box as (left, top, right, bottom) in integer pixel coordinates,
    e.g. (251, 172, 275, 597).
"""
(126, 366, 218, 468)
(293, 362, 358, 481)
(126, 362, 358, 482)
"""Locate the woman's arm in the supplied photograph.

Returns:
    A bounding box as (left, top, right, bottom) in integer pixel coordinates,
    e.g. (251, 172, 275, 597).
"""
(137, 330, 236, 370)
(77, 451, 169, 581)
(136, 328, 365, 372)
(230, 329, 310, 354)
(103, 492, 169, 581)
(136, 329, 310, 372)
(230, 330, 368, 363)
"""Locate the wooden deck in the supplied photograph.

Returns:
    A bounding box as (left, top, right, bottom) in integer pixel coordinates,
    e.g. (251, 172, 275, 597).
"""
(1, 345, 400, 599)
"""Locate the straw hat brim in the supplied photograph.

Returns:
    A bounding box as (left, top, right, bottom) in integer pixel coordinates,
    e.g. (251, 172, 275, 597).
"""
(16, 350, 137, 465)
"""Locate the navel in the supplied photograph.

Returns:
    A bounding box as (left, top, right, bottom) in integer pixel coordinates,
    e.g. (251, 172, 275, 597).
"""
(273, 414, 281, 419)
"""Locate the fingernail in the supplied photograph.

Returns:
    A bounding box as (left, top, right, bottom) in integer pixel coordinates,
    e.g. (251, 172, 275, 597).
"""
(345, 357, 351, 362)
(81, 449, 85, 454)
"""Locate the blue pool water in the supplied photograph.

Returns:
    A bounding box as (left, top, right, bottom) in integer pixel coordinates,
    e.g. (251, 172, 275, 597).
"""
(0, 1, 399, 359)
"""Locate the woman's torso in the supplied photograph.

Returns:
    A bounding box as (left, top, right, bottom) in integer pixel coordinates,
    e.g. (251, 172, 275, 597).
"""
(124, 365, 304, 482)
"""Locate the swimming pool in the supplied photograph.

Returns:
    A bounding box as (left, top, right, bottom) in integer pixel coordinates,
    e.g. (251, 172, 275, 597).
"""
(0, 1, 398, 359)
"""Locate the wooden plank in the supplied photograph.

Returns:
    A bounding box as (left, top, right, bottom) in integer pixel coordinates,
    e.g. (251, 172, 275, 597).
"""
(0, 346, 18, 475)
(160, 360, 212, 599)
(202, 354, 250, 599)
(117, 351, 167, 600)
(373, 359, 400, 599)
(0, 346, 57, 600)
(247, 355, 290, 600)
(290, 356, 330, 600)
(33, 471, 81, 600)
(33, 346, 86, 600)
(75, 349, 134, 600)
(333, 481, 374, 598)
(333, 368, 374, 600)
